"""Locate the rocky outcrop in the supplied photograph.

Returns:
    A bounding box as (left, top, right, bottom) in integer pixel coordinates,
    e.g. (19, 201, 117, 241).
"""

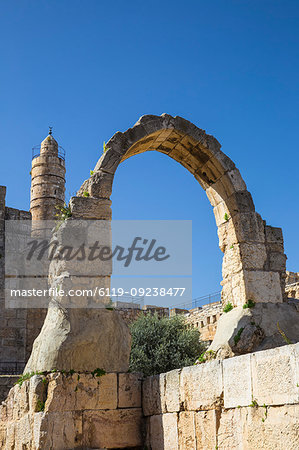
(209, 302, 299, 358)
(25, 306, 131, 373)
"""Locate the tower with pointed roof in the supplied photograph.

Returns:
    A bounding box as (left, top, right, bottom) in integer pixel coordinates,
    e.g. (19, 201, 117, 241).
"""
(30, 128, 66, 222)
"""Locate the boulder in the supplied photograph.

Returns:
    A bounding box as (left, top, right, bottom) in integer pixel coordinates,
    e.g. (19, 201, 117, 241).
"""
(209, 302, 299, 358)
(25, 304, 131, 373)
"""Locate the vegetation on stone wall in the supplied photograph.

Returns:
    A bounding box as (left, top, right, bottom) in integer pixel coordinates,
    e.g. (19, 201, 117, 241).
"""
(129, 313, 205, 376)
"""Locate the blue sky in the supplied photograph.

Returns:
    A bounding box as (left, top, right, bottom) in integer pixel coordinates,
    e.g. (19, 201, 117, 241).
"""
(1, 0, 298, 300)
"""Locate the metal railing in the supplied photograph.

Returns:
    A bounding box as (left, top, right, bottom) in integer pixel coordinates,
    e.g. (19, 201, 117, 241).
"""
(169, 291, 222, 311)
(32, 145, 65, 161)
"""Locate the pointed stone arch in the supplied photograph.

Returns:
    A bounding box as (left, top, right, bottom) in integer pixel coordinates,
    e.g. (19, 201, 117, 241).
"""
(73, 114, 286, 306)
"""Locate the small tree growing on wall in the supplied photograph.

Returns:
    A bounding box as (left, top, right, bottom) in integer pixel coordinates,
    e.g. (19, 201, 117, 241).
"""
(129, 313, 205, 376)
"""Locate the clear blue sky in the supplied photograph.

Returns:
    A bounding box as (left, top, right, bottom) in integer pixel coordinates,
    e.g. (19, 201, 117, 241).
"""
(1, 0, 298, 299)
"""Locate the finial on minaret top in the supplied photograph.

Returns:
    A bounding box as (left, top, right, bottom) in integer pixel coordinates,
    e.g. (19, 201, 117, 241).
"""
(49, 126, 53, 135)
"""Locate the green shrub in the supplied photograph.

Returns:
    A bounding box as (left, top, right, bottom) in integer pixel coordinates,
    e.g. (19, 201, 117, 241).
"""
(129, 313, 204, 376)
(233, 327, 244, 345)
(243, 299, 256, 309)
(223, 302, 233, 313)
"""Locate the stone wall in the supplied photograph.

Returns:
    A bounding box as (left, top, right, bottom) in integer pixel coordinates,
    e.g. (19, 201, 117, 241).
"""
(143, 343, 299, 449)
(116, 305, 169, 325)
(0, 376, 19, 404)
(1, 344, 298, 449)
(0, 186, 47, 373)
(0, 371, 143, 449)
(184, 302, 223, 342)
(285, 271, 299, 300)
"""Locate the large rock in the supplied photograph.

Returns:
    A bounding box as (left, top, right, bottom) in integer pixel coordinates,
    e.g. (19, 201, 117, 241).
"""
(209, 302, 299, 358)
(25, 305, 131, 373)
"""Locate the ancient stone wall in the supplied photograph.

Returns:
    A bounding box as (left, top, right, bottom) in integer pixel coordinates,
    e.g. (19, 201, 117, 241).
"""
(0, 376, 19, 404)
(116, 305, 169, 326)
(0, 186, 47, 373)
(184, 301, 223, 342)
(285, 270, 299, 300)
(0, 372, 143, 449)
(1, 344, 298, 449)
(143, 343, 299, 449)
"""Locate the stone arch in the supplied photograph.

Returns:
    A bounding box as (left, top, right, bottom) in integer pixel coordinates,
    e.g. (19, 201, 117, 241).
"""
(73, 114, 286, 306)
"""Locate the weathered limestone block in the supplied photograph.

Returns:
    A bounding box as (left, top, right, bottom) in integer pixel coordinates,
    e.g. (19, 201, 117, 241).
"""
(219, 212, 265, 248)
(77, 170, 114, 199)
(195, 410, 217, 450)
(143, 374, 163, 416)
(162, 413, 179, 450)
(239, 242, 268, 270)
(45, 372, 117, 412)
(243, 270, 283, 303)
(29, 375, 47, 413)
(82, 408, 143, 449)
(70, 196, 112, 220)
(148, 413, 179, 450)
(34, 410, 83, 449)
(25, 306, 131, 373)
(180, 360, 223, 410)
(163, 369, 181, 413)
(222, 244, 242, 278)
(178, 411, 196, 449)
(251, 344, 299, 406)
(118, 372, 142, 408)
(246, 404, 299, 450)
(209, 303, 299, 358)
(217, 407, 245, 449)
(148, 415, 164, 449)
(223, 354, 252, 408)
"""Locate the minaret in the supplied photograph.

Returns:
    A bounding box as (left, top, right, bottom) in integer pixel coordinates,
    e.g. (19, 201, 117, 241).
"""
(30, 128, 66, 222)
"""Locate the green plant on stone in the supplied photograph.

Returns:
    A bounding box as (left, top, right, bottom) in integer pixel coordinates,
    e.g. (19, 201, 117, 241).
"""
(196, 349, 216, 364)
(277, 322, 293, 345)
(36, 399, 45, 412)
(54, 203, 72, 231)
(90, 170, 94, 176)
(243, 299, 256, 309)
(250, 398, 258, 408)
(103, 141, 108, 153)
(83, 191, 90, 197)
(224, 213, 229, 222)
(91, 368, 106, 378)
(16, 371, 46, 387)
(262, 403, 268, 422)
(55, 204, 72, 221)
(233, 327, 244, 345)
(223, 302, 233, 313)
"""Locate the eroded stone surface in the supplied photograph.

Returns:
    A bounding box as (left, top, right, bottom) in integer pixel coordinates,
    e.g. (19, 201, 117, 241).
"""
(209, 302, 299, 358)
(25, 306, 131, 373)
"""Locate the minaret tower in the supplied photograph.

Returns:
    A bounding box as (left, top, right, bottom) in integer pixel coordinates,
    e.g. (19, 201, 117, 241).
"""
(30, 128, 66, 222)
